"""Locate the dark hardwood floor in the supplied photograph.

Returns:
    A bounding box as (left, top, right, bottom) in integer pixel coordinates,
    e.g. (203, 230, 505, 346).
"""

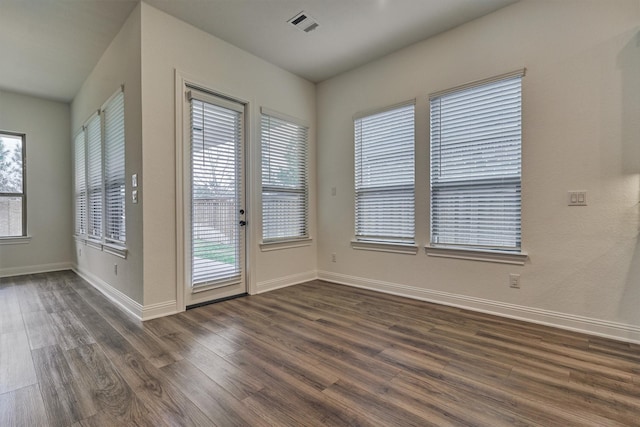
(1, 270, 639, 426)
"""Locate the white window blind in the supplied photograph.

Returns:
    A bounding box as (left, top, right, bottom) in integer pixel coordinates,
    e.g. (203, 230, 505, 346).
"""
(74, 130, 87, 235)
(86, 113, 103, 239)
(354, 102, 415, 243)
(103, 90, 126, 244)
(261, 109, 309, 242)
(190, 92, 244, 287)
(430, 72, 523, 251)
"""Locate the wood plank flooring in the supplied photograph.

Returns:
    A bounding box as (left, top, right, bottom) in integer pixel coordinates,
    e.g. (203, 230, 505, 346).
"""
(1, 271, 639, 426)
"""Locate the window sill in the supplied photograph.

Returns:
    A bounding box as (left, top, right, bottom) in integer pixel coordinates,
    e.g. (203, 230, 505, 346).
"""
(103, 244, 128, 259)
(86, 239, 103, 250)
(260, 238, 312, 252)
(0, 236, 31, 245)
(74, 236, 128, 259)
(351, 240, 418, 255)
(425, 245, 528, 265)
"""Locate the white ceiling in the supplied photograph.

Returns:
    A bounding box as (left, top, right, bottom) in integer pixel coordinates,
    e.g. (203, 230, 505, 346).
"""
(0, 0, 518, 103)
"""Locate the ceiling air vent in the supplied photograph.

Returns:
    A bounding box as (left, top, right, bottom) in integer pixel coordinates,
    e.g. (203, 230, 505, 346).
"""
(288, 11, 319, 33)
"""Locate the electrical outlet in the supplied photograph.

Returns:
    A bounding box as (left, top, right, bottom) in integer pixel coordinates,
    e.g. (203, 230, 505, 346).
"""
(509, 273, 520, 288)
(331, 253, 337, 263)
(114, 264, 118, 275)
(78, 248, 82, 257)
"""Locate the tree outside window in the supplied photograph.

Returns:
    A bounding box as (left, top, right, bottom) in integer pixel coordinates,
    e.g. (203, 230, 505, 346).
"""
(0, 132, 26, 237)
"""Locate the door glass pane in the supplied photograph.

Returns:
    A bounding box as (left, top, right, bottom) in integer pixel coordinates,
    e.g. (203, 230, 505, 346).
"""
(190, 98, 243, 287)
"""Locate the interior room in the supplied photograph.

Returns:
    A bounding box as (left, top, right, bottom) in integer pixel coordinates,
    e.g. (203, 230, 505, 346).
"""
(1, 0, 639, 425)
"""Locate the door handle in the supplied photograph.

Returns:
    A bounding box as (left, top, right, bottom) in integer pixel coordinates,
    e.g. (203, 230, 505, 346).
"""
(239, 220, 247, 226)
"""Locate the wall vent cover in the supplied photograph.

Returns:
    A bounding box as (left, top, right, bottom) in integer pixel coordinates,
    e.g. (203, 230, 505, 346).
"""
(288, 11, 319, 33)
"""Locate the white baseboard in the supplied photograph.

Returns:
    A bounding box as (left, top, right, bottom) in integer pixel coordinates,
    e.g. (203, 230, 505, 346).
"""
(142, 300, 178, 321)
(0, 262, 73, 278)
(317, 270, 640, 345)
(72, 266, 178, 322)
(73, 266, 144, 320)
(256, 270, 318, 294)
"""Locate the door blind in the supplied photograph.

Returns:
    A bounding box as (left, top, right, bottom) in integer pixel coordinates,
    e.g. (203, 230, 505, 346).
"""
(430, 73, 522, 250)
(74, 130, 87, 235)
(354, 102, 415, 243)
(190, 94, 244, 287)
(103, 90, 126, 244)
(86, 113, 102, 239)
(261, 110, 308, 242)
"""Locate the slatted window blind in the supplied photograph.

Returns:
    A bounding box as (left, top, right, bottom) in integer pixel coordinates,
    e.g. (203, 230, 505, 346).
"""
(261, 109, 309, 242)
(190, 92, 244, 287)
(104, 90, 126, 244)
(430, 72, 523, 251)
(86, 113, 103, 239)
(74, 130, 87, 235)
(354, 101, 415, 243)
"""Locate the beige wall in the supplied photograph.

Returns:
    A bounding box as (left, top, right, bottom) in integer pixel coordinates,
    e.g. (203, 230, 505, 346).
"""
(0, 90, 73, 276)
(55, 0, 640, 339)
(140, 3, 317, 306)
(317, 0, 640, 340)
(71, 4, 143, 304)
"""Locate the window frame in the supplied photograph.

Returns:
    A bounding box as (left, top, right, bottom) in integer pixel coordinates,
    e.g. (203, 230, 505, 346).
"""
(426, 70, 528, 265)
(352, 100, 417, 254)
(0, 131, 27, 239)
(260, 107, 311, 248)
(73, 87, 127, 258)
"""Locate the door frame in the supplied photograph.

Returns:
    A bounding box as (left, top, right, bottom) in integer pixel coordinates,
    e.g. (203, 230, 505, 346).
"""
(174, 70, 254, 312)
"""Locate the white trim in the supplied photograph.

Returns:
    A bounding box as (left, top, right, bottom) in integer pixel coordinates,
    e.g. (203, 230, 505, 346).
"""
(260, 107, 309, 128)
(187, 89, 245, 113)
(429, 68, 526, 99)
(85, 239, 102, 250)
(351, 240, 418, 254)
(317, 270, 640, 345)
(425, 245, 528, 265)
(141, 300, 178, 321)
(256, 270, 318, 294)
(73, 266, 178, 321)
(103, 244, 128, 259)
(246, 99, 258, 296)
(0, 236, 31, 245)
(72, 265, 143, 320)
(260, 238, 312, 251)
(0, 262, 72, 278)
(175, 69, 251, 307)
(175, 69, 186, 312)
(353, 98, 416, 120)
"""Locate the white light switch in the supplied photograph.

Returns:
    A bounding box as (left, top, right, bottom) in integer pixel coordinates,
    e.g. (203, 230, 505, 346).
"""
(132, 190, 138, 204)
(132, 173, 138, 188)
(568, 191, 587, 206)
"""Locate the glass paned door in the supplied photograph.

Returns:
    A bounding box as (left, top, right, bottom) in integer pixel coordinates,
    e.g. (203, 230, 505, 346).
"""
(186, 89, 246, 305)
